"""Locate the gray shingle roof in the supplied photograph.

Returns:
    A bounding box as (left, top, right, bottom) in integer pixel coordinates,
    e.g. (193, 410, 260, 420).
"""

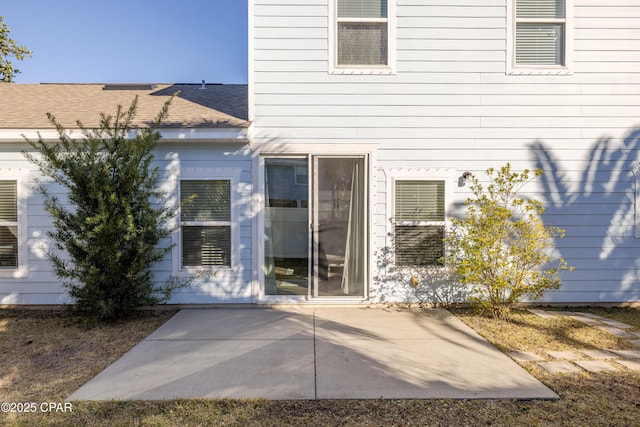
(0, 83, 249, 129)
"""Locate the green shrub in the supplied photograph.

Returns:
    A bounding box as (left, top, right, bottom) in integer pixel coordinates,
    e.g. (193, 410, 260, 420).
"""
(24, 97, 185, 321)
(445, 163, 571, 319)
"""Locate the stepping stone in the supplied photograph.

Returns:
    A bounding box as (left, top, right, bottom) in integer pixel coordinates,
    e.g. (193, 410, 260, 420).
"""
(507, 351, 543, 362)
(537, 361, 582, 373)
(598, 326, 635, 339)
(616, 359, 640, 371)
(598, 319, 634, 329)
(546, 350, 581, 360)
(611, 349, 640, 359)
(570, 316, 604, 326)
(555, 312, 602, 325)
(631, 331, 640, 338)
(630, 340, 640, 348)
(574, 312, 604, 319)
(574, 360, 619, 373)
(528, 309, 557, 319)
(580, 349, 619, 359)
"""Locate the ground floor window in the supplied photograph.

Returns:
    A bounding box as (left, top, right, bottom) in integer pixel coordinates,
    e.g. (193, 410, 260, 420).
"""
(0, 180, 18, 269)
(180, 180, 232, 268)
(387, 170, 451, 267)
(173, 168, 240, 275)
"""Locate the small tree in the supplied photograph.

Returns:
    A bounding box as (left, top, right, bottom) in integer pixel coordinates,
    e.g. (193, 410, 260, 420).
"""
(0, 15, 32, 82)
(24, 97, 184, 321)
(445, 163, 570, 319)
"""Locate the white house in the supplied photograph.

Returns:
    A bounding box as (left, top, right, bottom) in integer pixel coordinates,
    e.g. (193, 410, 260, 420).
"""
(1, 0, 640, 306)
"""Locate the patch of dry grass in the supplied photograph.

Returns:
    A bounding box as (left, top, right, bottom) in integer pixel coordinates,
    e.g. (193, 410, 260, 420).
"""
(1, 307, 639, 426)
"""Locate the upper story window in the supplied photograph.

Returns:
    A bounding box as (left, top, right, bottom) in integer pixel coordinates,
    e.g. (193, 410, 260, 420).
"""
(508, 0, 572, 74)
(331, 0, 395, 73)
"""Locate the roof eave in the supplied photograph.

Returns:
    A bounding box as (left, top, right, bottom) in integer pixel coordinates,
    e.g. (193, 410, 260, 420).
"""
(0, 127, 250, 144)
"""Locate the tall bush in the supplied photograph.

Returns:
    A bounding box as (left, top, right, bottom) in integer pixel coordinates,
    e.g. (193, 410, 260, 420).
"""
(24, 97, 183, 321)
(445, 163, 570, 319)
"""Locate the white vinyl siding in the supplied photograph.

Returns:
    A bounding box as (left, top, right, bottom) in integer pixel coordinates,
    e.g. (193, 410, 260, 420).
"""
(393, 180, 445, 266)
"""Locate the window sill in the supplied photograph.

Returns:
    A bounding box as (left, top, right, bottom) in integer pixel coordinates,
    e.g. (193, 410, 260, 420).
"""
(330, 66, 395, 75)
(507, 66, 573, 76)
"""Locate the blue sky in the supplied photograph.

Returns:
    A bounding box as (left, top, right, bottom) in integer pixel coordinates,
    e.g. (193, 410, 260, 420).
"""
(2, 1, 248, 84)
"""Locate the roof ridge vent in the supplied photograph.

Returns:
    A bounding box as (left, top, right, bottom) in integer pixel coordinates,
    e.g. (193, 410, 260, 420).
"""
(103, 84, 157, 90)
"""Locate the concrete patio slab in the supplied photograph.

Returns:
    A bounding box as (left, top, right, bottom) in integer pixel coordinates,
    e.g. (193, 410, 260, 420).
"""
(68, 307, 558, 401)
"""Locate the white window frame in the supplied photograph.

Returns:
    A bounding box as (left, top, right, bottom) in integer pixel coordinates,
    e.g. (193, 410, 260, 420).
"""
(507, 0, 573, 75)
(0, 170, 28, 278)
(386, 169, 455, 267)
(329, 0, 397, 74)
(171, 168, 241, 277)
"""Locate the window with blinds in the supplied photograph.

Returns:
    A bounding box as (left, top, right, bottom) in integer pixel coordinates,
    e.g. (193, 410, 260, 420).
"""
(394, 180, 445, 266)
(515, 0, 566, 66)
(0, 181, 18, 268)
(337, 0, 388, 66)
(180, 180, 231, 268)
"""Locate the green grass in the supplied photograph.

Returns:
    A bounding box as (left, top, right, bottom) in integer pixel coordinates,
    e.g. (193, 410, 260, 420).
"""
(1, 307, 639, 426)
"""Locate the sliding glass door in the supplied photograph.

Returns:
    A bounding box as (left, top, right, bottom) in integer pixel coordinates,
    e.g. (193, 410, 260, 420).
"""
(264, 156, 367, 298)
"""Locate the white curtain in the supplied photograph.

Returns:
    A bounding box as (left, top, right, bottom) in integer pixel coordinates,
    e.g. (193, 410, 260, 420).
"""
(341, 161, 365, 295)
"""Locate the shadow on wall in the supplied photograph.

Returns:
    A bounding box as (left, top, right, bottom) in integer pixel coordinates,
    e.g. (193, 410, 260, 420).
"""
(530, 127, 640, 299)
(374, 234, 469, 306)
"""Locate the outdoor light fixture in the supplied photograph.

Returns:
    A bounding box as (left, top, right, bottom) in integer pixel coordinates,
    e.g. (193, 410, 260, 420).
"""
(458, 171, 472, 187)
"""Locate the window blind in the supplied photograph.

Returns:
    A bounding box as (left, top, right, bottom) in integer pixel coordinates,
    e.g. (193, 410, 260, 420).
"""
(0, 181, 18, 267)
(395, 225, 444, 266)
(516, 0, 564, 19)
(0, 181, 17, 222)
(515, 0, 565, 66)
(180, 180, 232, 268)
(395, 180, 444, 222)
(338, 23, 388, 66)
(516, 24, 564, 65)
(338, 0, 387, 18)
(182, 226, 231, 267)
(394, 180, 445, 266)
(180, 180, 230, 222)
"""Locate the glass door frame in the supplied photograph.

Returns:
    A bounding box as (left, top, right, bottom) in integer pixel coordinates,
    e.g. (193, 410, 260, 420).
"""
(256, 150, 373, 303)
